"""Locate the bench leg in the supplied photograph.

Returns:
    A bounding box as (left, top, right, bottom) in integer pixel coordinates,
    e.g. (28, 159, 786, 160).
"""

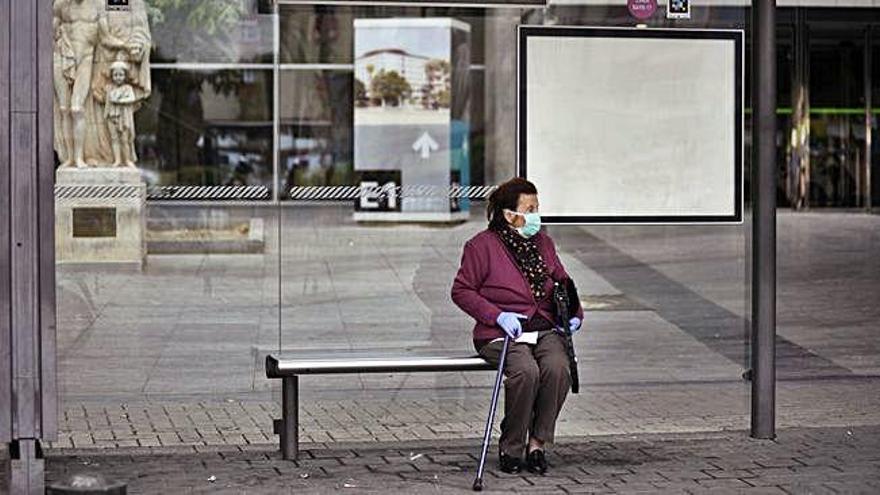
(281, 376, 299, 460)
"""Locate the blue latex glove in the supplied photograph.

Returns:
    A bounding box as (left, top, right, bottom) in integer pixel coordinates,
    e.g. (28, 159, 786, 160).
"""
(569, 317, 582, 334)
(496, 312, 527, 339)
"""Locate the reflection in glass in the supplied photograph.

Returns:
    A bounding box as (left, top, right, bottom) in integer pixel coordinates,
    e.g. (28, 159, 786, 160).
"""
(278, 68, 485, 193)
(149, 3, 274, 63)
(279, 6, 486, 64)
(809, 31, 866, 207)
(809, 114, 865, 207)
(57, 203, 280, 401)
(136, 69, 273, 189)
(279, 70, 354, 191)
(870, 34, 880, 208)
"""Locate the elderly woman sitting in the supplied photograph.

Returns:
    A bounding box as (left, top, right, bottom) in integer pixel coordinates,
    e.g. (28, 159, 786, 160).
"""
(452, 177, 584, 475)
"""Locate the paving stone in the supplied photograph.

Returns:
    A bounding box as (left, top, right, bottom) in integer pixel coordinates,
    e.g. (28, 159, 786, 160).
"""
(37, 427, 880, 494)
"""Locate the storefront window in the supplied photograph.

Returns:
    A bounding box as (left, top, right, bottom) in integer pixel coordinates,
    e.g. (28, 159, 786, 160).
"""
(278, 6, 487, 193)
(870, 26, 880, 208)
(150, 2, 274, 63)
(809, 25, 867, 207)
(279, 70, 353, 191)
(137, 69, 274, 189)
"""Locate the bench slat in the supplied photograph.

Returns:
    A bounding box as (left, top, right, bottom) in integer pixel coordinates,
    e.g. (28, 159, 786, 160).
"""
(266, 354, 493, 377)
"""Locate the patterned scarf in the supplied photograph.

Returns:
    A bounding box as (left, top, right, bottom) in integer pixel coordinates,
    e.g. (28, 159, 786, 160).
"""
(492, 224, 549, 301)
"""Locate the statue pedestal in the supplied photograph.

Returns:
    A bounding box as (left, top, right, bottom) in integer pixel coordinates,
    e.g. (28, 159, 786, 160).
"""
(55, 167, 146, 270)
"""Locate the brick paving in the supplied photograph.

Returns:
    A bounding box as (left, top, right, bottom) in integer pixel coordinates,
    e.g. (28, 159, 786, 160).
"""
(31, 425, 880, 494)
(46, 377, 880, 450)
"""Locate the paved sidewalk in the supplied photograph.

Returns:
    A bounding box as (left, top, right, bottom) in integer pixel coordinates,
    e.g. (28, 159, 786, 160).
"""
(33, 425, 880, 494)
(46, 376, 880, 449)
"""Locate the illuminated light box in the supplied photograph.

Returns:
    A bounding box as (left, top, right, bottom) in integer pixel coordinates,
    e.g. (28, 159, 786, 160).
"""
(518, 26, 744, 224)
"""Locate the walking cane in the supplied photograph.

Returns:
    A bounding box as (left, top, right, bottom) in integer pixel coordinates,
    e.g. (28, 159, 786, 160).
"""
(472, 334, 511, 492)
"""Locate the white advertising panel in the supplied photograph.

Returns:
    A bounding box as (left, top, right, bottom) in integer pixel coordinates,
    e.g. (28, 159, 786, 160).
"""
(519, 27, 744, 224)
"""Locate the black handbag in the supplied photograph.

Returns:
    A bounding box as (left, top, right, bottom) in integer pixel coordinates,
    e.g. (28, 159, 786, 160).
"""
(552, 278, 580, 394)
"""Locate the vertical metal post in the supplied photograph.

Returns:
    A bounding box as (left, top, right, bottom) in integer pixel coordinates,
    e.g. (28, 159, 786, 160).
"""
(0, 0, 12, 452)
(865, 28, 873, 212)
(751, 0, 777, 440)
(37, 0, 59, 447)
(7, 440, 43, 494)
(281, 376, 299, 460)
(272, 1, 280, 204)
(3, 0, 56, 492)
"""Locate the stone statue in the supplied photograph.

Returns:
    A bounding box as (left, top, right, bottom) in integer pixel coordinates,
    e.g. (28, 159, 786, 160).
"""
(53, 0, 152, 168)
(104, 58, 137, 167)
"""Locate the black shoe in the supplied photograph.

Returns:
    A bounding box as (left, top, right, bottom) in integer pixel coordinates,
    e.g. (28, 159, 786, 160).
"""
(499, 451, 522, 474)
(526, 449, 548, 475)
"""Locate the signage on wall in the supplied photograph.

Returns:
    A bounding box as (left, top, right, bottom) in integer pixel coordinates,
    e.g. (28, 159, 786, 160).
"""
(628, 0, 657, 20)
(106, 0, 129, 11)
(353, 17, 471, 222)
(355, 171, 402, 212)
(667, 0, 691, 19)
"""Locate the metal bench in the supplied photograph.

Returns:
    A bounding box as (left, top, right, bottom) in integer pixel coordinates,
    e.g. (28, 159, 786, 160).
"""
(265, 353, 495, 460)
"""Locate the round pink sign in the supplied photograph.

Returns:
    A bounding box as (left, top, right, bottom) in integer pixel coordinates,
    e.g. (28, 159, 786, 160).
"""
(627, 0, 657, 19)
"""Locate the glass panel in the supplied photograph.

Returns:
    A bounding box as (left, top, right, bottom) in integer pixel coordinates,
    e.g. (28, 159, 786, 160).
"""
(809, 113, 866, 207)
(873, 117, 880, 207)
(745, 28, 795, 207)
(43, 0, 880, 462)
(279, 70, 354, 190)
(278, 68, 485, 192)
(55, 10, 281, 451)
(136, 69, 274, 189)
(56, 201, 280, 442)
(280, 6, 486, 64)
(149, 4, 275, 63)
(809, 28, 866, 207)
(277, 5, 752, 443)
(47, 0, 779, 455)
(870, 29, 880, 208)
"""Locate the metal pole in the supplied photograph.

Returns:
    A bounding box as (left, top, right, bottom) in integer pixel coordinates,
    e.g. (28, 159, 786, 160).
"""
(751, 0, 777, 440)
(866, 28, 873, 212)
(281, 376, 299, 460)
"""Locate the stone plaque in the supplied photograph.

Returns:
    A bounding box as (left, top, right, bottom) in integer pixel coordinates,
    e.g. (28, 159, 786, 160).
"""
(107, 0, 130, 11)
(73, 208, 117, 238)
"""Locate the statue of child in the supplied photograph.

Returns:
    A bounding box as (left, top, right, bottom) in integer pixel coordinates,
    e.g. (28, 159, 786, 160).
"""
(104, 59, 137, 168)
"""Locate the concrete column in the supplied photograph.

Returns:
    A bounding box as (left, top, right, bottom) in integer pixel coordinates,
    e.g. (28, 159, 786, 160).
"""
(484, 10, 521, 185)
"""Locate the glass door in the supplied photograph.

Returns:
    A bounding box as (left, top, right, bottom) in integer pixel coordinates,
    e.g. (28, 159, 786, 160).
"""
(808, 24, 867, 207)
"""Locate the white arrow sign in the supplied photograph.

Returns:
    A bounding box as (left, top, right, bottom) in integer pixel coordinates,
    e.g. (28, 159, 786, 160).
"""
(412, 132, 439, 159)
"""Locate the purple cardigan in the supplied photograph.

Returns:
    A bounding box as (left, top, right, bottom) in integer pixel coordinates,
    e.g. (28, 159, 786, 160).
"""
(451, 228, 585, 349)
